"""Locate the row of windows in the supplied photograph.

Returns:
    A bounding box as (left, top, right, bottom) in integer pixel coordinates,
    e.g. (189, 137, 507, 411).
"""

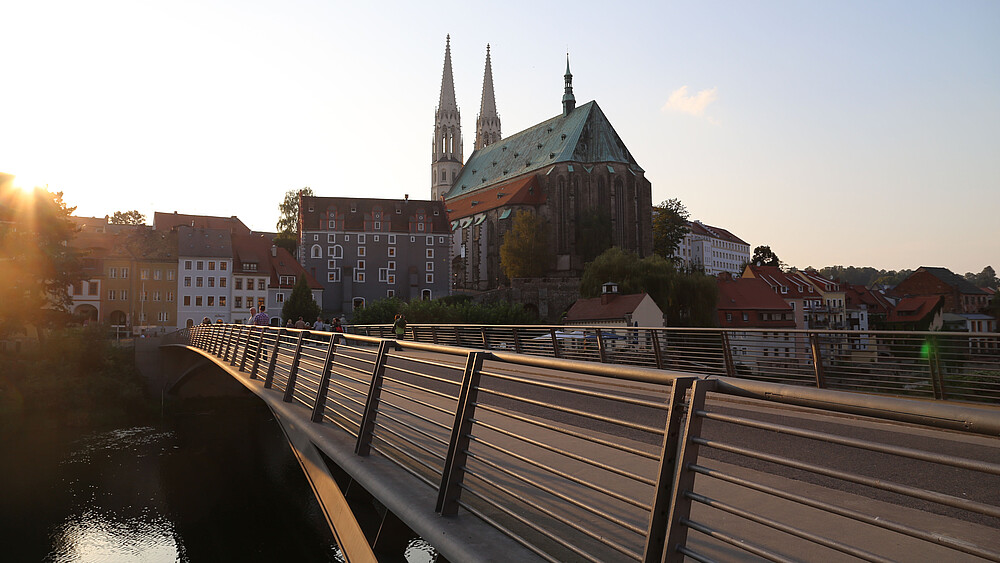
(311, 234, 446, 246)
(182, 276, 228, 288)
(109, 290, 175, 302)
(182, 295, 228, 307)
(71, 281, 100, 296)
(234, 278, 267, 291)
(133, 312, 171, 323)
(183, 260, 229, 271)
(138, 269, 176, 280)
(311, 245, 436, 260)
(350, 272, 434, 284)
(234, 297, 267, 309)
(108, 267, 128, 279)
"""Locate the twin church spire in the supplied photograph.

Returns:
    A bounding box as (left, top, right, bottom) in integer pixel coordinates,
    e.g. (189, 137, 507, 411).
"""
(432, 36, 501, 201)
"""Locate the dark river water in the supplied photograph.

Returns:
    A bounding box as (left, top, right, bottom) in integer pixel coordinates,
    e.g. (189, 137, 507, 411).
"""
(0, 399, 343, 562)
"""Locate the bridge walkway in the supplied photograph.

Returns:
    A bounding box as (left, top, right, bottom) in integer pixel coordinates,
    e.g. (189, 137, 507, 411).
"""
(166, 327, 1000, 562)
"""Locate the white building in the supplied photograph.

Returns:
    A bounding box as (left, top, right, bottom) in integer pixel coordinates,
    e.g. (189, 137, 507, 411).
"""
(675, 220, 751, 277)
(177, 226, 233, 327)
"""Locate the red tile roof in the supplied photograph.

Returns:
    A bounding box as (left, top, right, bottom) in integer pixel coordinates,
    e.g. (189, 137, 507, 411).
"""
(565, 292, 650, 322)
(154, 212, 251, 235)
(887, 296, 942, 323)
(744, 265, 813, 298)
(717, 277, 794, 311)
(688, 221, 748, 246)
(445, 174, 546, 220)
(231, 233, 322, 290)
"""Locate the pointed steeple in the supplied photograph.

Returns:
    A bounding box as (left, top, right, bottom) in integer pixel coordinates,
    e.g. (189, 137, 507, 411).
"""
(438, 35, 458, 113)
(475, 44, 502, 151)
(432, 35, 463, 201)
(562, 53, 576, 116)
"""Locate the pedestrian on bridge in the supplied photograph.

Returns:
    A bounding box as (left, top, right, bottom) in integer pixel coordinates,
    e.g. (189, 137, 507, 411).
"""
(393, 314, 407, 351)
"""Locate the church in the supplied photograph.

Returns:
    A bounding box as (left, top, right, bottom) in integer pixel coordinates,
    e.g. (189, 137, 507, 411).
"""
(434, 37, 653, 291)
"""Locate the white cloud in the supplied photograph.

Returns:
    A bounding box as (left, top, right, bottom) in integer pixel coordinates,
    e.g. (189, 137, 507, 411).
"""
(661, 86, 718, 117)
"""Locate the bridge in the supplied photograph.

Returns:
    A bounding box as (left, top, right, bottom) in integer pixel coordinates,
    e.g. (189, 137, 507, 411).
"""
(162, 324, 1000, 562)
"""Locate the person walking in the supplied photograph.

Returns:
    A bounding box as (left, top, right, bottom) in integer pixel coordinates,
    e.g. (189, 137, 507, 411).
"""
(252, 305, 271, 360)
(247, 307, 257, 325)
(393, 313, 407, 351)
(295, 316, 308, 329)
(314, 316, 326, 332)
(332, 318, 344, 344)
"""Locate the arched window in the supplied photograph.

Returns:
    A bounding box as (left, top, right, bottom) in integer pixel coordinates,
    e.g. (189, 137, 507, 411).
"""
(352, 297, 365, 311)
(333, 245, 343, 259)
(421, 289, 432, 300)
(311, 244, 322, 259)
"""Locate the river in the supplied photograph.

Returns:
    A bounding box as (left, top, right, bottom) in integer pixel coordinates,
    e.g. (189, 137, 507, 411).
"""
(0, 398, 344, 562)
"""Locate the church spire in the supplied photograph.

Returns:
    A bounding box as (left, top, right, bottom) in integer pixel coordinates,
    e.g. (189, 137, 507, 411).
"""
(562, 53, 576, 116)
(432, 35, 462, 201)
(475, 44, 501, 151)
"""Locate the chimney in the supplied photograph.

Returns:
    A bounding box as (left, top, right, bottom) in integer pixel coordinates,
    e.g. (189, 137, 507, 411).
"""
(271, 245, 277, 257)
(601, 282, 619, 305)
(404, 194, 409, 201)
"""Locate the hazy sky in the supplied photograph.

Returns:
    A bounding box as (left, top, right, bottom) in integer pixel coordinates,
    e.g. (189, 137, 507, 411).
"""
(3, 0, 997, 274)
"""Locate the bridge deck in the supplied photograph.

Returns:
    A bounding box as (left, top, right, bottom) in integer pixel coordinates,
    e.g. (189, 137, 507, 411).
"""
(164, 328, 1000, 561)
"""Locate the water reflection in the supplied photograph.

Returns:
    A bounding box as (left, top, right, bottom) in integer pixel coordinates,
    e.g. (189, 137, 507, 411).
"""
(1, 400, 340, 562)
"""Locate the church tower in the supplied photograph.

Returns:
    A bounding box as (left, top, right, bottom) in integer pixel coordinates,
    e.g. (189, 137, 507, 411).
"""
(432, 35, 463, 201)
(475, 44, 501, 151)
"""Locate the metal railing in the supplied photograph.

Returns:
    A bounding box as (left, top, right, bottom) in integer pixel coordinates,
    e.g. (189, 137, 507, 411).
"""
(355, 324, 1000, 404)
(175, 324, 1000, 562)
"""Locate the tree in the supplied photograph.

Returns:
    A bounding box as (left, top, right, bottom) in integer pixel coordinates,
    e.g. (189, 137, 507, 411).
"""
(109, 210, 146, 225)
(965, 266, 998, 290)
(500, 210, 553, 279)
(652, 198, 690, 260)
(580, 247, 718, 327)
(751, 245, 781, 268)
(276, 187, 314, 235)
(0, 182, 83, 337)
(281, 274, 321, 325)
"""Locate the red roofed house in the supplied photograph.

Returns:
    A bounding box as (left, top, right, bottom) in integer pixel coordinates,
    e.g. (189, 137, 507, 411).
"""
(231, 233, 323, 325)
(716, 273, 797, 369)
(564, 283, 664, 327)
(885, 296, 944, 331)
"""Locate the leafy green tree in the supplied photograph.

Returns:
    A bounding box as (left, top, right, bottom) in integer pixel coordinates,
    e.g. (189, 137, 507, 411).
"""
(751, 245, 781, 268)
(580, 247, 718, 327)
(576, 208, 612, 264)
(109, 210, 146, 225)
(281, 275, 321, 325)
(652, 198, 690, 260)
(965, 266, 998, 290)
(500, 210, 552, 279)
(276, 187, 314, 237)
(273, 231, 297, 256)
(0, 182, 82, 337)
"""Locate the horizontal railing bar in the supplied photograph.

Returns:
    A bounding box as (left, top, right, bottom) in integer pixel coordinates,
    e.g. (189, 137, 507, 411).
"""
(685, 491, 893, 563)
(467, 450, 648, 535)
(475, 402, 659, 461)
(479, 368, 671, 411)
(454, 489, 566, 563)
(477, 386, 665, 436)
(675, 545, 719, 563)
(469, 420, 657, 493)
(368, 414, 448, 467)
(692, 437, 1000, 518)
(681, 518, 796, 563)
(380, 373, 460, 407)
(697, 409, 1000, 475)
(689, 464, 1000, 561)
(375, 391, 453, 434)
(459, 468, 637, 563)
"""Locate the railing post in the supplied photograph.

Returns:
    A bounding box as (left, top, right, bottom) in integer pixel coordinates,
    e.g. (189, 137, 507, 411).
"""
(550, 328, 562, 358)
(721, 331, 736, 377)
(264, 328, 284, 389)
(250, 328, 266, 379)
(652, 330, 664, 370)
(596, 329, 607, 363)
(436, 351, 486, 515)
(661, 378, 715, 563)
(238, 326, 252, 372)
(512, 327, 522, 354)
(311, 337, 339, 422)
(228, 326, 244, 366)
(355, 340, 392, 456)
(432, 326, 439, 344)
(809, 332, 827, 388)
(283, 331, 307, 402)
(481, 327, 489, 350)
(454, 326, 461, 347)
(643, 377, 697, 563)
(928, 335, 946, 400)
(222, 325, 235, 362)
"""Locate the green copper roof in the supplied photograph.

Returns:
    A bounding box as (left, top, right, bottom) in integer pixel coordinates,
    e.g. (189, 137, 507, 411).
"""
(445, 100, 644, 200)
